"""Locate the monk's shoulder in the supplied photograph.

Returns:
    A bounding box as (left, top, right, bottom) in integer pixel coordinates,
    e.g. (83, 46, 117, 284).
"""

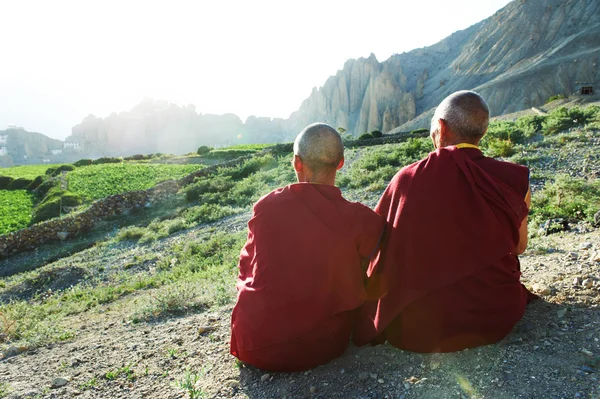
(253, 185, 292, 213)
(391, 155, 430, 184)
(478, 156, 529, 192)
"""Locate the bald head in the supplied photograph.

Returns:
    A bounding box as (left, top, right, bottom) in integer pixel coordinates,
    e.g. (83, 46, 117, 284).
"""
(431, 90, 490, 140)
(294, 123, 344, 174)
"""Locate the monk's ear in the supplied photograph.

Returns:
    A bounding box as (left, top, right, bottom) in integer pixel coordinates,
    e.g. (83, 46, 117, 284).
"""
(438, 118, 450, 145)
(292, 155, 304, 173)
(336, 157, 345, 171)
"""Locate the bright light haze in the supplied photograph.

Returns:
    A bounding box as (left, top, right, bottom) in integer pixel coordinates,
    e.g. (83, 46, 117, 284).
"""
(1, 0, 512, 140)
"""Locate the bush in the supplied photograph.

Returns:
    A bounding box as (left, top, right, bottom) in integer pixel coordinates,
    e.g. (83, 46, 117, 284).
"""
(371, 130, 383, 138)
(546, 94, 565, 103)
(32, 191, 82, 223)
(411, 128, 429, 135)
(8, 177, 34, 190)
(542, 107, 577, 135)
(92, 157, 122, 165)
(45, 168, 56, 176)
(35, 179, 57, 198)
(531, 175, 600, 224)
(197, 146, 212, 156)
(116, 226, 148, 242)
(73, 159, 93, 167)
(185, 176, 235, 202)
(0, 176, 14, 189)
(50, 164, 76, 177)
(27, 176, 45, 191)
(358, 133, 374, 140)
(483, 139, 515, 158)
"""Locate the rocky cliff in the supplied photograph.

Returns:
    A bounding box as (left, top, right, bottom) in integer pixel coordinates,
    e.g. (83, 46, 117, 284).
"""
(0, 129, 64, 167)
(290, 0, 600, 135)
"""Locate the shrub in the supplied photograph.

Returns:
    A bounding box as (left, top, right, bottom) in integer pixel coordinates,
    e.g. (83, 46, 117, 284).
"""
(546, 94, 566, 103)
(411, 128, 429, 135)
(197, 146, 212, 156)
(92, 157, 122, 165)
(358, 133, 374, 140)
(27, 176, 45, 191)
(0, 176, 14, 189)
(116, 226, 148, 241)
(185, 176, 235, 202)
(181, 204, 237, 225)
(32, 191, 82, 223)
(50, 164, 76, 177)
(35, 179, 57, 198)
(8, 177, 34, 190)
(45, 168, 56, 176)
(483, 139, 515, 158)
(371, 130, 383, 138)
(542, 107, 577, 135)
(73, 159, 93, 167)
(531, 175, 600, 225)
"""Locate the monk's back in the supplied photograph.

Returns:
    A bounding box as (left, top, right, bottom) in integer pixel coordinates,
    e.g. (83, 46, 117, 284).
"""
(386, 148, 531, 352)
(231, 183, 384, 370)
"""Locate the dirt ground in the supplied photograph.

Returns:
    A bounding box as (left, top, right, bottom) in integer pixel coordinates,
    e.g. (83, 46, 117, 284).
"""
(1, 221, 599, 399)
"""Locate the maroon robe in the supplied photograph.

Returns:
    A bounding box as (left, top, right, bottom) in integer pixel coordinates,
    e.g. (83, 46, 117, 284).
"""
(354, 146, 532, 352)
(231, 183, 385, 371)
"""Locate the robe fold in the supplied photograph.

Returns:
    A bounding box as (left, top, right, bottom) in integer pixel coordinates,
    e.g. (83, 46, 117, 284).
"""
(231, 182, 385, 371)
(354, 146, 532, 352)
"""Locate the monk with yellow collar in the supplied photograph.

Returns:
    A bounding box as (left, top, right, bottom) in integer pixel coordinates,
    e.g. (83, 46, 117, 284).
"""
(355, 90, 536, 352)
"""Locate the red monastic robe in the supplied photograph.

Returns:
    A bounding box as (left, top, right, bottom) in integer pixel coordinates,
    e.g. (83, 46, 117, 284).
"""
(354, 146, 533, 352)
(231, 183, 385, 371)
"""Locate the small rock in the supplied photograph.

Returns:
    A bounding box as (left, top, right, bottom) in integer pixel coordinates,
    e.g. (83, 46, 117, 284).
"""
(2, 345, 26, 359)
(431, 361, 440, 370)
(358, 372, 369, 381)
(574, 277, 583, 286)
(51, 377, 70, 388)
(225, 380, 240, 389)
(557, 308, 567, 318)
(579, 242, 593, 250)
(591, 252, 600, 262)
(404, 382, 411, 390)
(378, 378, 385, 384)
(370, 373, 378, 379)
(582, 279, 594, 289)
(532, 283, 551, 296)
(581, 348, 594, 357)
(309, 386, 316, 393)
(581, 366, 595, 374)
(568, 252, 579, 260)
(260, 373, 270, 382)
(594, 210, 600, 227)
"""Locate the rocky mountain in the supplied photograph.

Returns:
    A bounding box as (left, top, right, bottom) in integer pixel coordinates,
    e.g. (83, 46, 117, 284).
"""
(63, 99, 294, 157)
(3, 0, 599, 162)
(0, 129, 64, 167)
(289, 0, 600, 135)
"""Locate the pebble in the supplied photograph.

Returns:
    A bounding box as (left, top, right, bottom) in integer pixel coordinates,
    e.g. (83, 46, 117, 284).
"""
(226, 380, 240, 389)
(579, 242, 593, 250)
(260, 373, 270, 382)
(309, 386, 316, 393)
(358, 372, 369, 381)
(591, 252, 600, 262)
(378, 379, 385, 384)
(51, 377, 69, 388)
(582, 279, 594, 289)
(569, 252, 579, 260)
(404, 382, 411, 390)
(2, 345, 26, 359)
(581, 348, 594, 357)
(574, 277, 583, 286)
(532, 283, 551, 296)
(370, 373, 378, 379)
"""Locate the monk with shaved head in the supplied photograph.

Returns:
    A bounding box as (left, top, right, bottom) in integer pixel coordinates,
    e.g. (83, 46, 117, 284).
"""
(355, 91, 535, 352)
(230, 123, 385, 371)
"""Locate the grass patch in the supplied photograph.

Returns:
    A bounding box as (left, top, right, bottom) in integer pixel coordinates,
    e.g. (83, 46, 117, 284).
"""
(68, 163, 205, 201)
(0, 164, 60, 180)
(0, 190, 35, 234)
(531, 174, 600, 225)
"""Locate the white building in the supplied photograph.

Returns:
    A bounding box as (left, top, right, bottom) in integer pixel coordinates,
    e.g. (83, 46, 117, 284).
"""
(6, 125, 24, 130)
(0, 147, 7, 156)
(64, 142, 82, 149)
(51, 149, 63, 155)
(0, 135, 7, 144)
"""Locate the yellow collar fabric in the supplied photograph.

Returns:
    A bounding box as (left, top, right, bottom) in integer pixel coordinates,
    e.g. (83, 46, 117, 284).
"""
(454, 143, 480, 150)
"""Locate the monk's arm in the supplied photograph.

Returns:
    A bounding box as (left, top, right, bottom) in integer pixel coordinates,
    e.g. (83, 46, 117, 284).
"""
(514, 187, 531, 255)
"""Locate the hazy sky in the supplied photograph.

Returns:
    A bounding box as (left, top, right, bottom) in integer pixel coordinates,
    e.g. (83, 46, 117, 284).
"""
(0, 0, 512, 140)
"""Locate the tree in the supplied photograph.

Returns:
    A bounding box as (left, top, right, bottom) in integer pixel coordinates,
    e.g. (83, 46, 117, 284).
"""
(197, 145, 212, 156)
(371, 130, 383, 138)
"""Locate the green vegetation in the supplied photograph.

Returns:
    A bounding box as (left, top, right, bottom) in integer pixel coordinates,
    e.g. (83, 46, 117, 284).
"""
(358, 133, 374, 140)
(0, 190, 35, 234)
(68, 163, 204, 200)
(197, 145, 212, 156)
(531, 174, 600, 225)
(175, 368, 205, 399)
(546, 94, 566, 103)
(105, 364, 136, 381)
(337, 138, 432, 191)
(0, 164, 60, 180)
